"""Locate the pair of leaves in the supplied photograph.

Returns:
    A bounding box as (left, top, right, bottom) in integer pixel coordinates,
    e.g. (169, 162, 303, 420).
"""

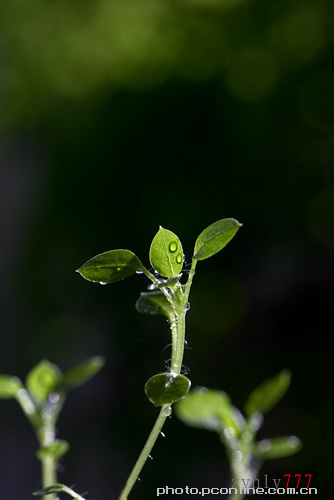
(27, 357, 105, 403)
(176, 370, 291, 430)
(175, 371, 301, 460)
(77, 218, 242, 284)
(76, 227, 184, 283)
(0, 357, 105, 404)
(145, 373, 191, 406)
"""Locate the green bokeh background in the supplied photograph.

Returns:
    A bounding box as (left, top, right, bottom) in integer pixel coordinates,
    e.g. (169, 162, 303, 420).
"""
(0, 0, 333, 498)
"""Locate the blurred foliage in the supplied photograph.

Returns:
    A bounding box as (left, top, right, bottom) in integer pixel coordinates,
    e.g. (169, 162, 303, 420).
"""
(0, 0, 332, 126)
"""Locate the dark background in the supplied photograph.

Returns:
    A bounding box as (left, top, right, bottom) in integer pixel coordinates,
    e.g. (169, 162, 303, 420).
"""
(0, 0, 333, 498)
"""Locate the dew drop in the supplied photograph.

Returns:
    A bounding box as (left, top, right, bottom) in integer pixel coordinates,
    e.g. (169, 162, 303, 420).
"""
(49, 392, 60, 404)
(287, 436, 300, 448)
(160, 431, 166, 438)
(258, 439, 271, 451)
(137, 477, 141, 481)
(169, 241, 178, 253)
(176, 254, 183, 264)
(148, 283, 156, 290)
(148, 455, 153, 460)
(232, 450, 243, 461)
(99, 282, 107, 285)
(223, 427, 235, 439)
(136, 270, 143, 275)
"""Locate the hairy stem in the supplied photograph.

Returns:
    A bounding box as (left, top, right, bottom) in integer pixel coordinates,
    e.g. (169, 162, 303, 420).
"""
(118, 404, 171, 500)
(41, 458, 57, 500)
(119, 259, 197, 499)
(39, 419, 57, 500)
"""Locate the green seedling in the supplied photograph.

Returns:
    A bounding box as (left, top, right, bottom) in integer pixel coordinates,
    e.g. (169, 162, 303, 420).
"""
(76, 219, 242, 500)
(176, 370, 302, 500)
(0, 357, 105, 500)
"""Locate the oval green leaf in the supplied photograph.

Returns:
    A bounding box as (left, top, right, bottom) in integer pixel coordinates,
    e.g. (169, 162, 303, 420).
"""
(253, 436, 302, 459)
(193, 219, 242, 261)
(149, 227, 183, 278)
(145, 373, 190, 406)
(26, 360, 62, 402)
(136, 291, 174, 321)
(244, 369, 291, 417)
(77, 249, 147, 284)
(60, 356, 105, 391)
(0, 375, 23, 399)
(175, 387, 244, 435)
(36, 440, 69, 462)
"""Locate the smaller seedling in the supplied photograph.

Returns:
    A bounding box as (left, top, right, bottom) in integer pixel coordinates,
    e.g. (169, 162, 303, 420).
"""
(176, 370, 302, 500)
(0, 357, 105, 500)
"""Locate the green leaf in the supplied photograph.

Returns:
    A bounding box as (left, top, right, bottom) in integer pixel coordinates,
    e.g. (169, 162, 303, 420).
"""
(193, 218, 242, 261)
(149, 227, 183, 278)
(34, 485, 66, 495)
(244, 369, 291, 417)
(77, 249, 147, 284)
(145, 373, 190, 406)
(0, 375, 23, 398)
(36, 440, 69, 462)
(253, 436, 302, 459)
(175, 388, 243, 435)
(34, 484, 86, 500)
(60, 356, 105, 391)
(136, 291, 174, 321)
(26, 360, 62, 402)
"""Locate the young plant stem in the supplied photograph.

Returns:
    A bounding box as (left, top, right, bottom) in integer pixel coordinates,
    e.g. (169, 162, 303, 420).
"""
(119, 259, 198, 500)
(39, 419, 57, 500)
(118, 404, 171, 500)
(41, 458, 57, 500)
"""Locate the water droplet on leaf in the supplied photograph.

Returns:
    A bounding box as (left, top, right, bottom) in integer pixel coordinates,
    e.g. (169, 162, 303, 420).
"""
(169, 241, 178, 253)
(99, 282, 107, 285)
(232, 450, 243, 461)
(223, 427, 235, 439)
(258, 439, 271, 451)
(176, 254, 183, 264)
(287, 436, 300, 448)
(160, 431, 166, 438)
